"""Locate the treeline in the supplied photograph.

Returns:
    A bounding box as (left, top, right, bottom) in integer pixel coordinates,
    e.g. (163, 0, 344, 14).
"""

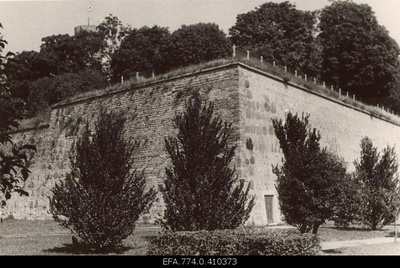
(5, 17, 231, 116)
(5, 1, 400, 118)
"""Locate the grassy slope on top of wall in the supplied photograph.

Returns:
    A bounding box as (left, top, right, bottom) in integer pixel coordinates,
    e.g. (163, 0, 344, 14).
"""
(16, 57, 400, 131)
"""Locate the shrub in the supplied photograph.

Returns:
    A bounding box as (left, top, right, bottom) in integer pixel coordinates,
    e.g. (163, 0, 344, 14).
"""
(272, 112, 349, 234)
(162, 93, 255, 231)
(331, 174, 362, 228)
(354, 137, 400, 230)
(147, 228, 321, 256)
(0, 31, 36, 207)
(49, 109, 156, 251)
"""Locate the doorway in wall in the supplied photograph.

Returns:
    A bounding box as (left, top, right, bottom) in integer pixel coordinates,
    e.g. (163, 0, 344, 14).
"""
(264, 195, 274, 224)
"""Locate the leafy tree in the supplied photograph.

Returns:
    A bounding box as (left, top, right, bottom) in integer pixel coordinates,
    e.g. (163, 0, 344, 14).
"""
(354, 137, 400, 230)
(382, 65, 400, 114)
(318, 1, 400, 103)
(5, 31, 106, 116)
(40, 32, 104, 75)
(162, 93, 255, 231)
(111, 26, 171, 81)
(73, 30, 106, 70)
(40, 34, 88, 74)
(49, 110, 156, 251)
(168, 23, 231, 69)
(5, 51, 57, 102)
(272, 112, 348, 234)
(97, 14, 130, 55)
(331, 174, 362, 228)
(0, 24, 35, 207)
(229, 1, 321, 78)
(30, 68, 108, 106)
(5, 51, 56, 82)
(97, 14, 130, 77)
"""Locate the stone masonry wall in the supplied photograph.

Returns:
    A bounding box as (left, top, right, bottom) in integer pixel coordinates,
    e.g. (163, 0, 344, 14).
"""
(6, 125, 57, 220)
(5, 65, 241, 223)
(5, 62, 400, 226)
(237, 65, 400, 225)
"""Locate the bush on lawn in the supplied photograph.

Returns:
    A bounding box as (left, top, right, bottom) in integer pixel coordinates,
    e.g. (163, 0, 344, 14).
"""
(272, 112, 350, 234)
(162, 93, 254, 231)
(147, 228, 321, 256)
(49, 110, 156, 251)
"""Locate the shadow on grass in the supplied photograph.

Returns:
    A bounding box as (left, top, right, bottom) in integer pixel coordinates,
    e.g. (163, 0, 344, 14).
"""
(320, 225, 381, 232)
(43, 242, 134, 255)
(322, 249, 343, 255)
(385, 231, 400, 238)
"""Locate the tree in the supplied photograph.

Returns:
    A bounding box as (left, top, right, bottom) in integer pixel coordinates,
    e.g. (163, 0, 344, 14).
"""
(382, 63, 400, 114)
(0, 94, 35, 208)
(331, 174, 362, 228)
(318, 1, 400, 103)
(49, 110, 156, 251)
(5, 31, 107, 116)
(97, 14, 131, 77)
(272, 112, 348, 234)
(0, 24, 35, 208)
(5, 51, 57, 102)
(168, 23, 231, 70)
(29, 68, 108, 106)
(111, 26, 171, 81)
(354, 137, 400, 230)
(162, 93, 255, 231)
(229, 1, 321, 78)
(40, 32, 104, 75)
(5, 51, 56, 83)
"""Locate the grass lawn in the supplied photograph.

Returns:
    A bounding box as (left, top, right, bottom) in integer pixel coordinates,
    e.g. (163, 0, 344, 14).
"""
(317, 224, 395, 242)
(318, 224, 400, 255)
(1, 219, 399, 255)
(0, 219, 161, 255)
(324, 243, 400, 255)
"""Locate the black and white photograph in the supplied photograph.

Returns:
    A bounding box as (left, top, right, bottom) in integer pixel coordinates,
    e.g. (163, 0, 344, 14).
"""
(1, 0, 400, 260)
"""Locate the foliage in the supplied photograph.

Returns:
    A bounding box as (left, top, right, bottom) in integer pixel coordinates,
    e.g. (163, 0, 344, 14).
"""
(40, 32, 104, 75)
(97, 14, 131, 77)
(49, 110, 156, 251)
(162, 93, 255, 231)
(382, 67, 400, 114)
(29, 68, 108, 107)
(5, 51, 55, 83)
(111, 25, 171, 81)
(97, 14, 130, 54)
(229, 1, 321, 78)
(0, 24, 35, 207)
(318, 1, 400, 103)
(5, 31, 105, 115)
(272, 112, 348, 234)
(354, 137, 400, 230)
(168, 23, 231, 69)
(147, 228, 321, 256)
(0, 101, 35, 207)
(331, 174, 362, 228)
(5, 15, 127, 106)
(5, 51, 57, 104)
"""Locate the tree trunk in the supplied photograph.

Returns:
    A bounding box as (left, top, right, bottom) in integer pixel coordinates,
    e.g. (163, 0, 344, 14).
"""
(312, 222, 321, 234)
(299, 223, 308, 233)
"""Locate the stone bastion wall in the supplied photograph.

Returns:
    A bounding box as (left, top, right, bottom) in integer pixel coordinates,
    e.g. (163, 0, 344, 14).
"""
(5, 62, 400, 226)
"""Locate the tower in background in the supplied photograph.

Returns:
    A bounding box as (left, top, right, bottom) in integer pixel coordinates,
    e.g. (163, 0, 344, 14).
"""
(74, 25, 97, 35)
(74, 5, 96, 35)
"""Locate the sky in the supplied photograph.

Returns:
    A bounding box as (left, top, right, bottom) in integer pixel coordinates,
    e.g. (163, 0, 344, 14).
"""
(0, 0, 399, 54)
